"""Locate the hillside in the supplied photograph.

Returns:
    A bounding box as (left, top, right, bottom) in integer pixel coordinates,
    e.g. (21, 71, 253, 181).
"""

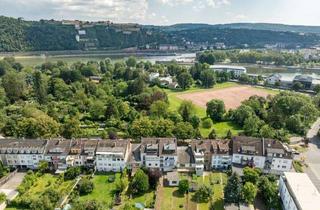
(1, 16, 320, 52)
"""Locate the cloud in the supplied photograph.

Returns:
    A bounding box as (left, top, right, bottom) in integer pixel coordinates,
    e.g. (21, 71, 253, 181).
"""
(0, 0, 149, 22)
(205, 0, 230, 7)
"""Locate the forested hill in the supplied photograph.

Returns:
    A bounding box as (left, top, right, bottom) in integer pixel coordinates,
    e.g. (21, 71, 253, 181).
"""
(1, 16, 320, 52)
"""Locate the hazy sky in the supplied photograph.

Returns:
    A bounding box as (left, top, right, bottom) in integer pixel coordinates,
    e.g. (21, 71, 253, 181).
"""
(1, 0, 320, 26)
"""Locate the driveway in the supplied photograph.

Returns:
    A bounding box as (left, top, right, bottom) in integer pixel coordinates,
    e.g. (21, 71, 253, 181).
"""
(0, 172, 25, 200)
(304, 118, 320, 191)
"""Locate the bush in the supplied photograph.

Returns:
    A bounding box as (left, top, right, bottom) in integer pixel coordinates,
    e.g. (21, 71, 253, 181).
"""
(178, 179, 189, 195)
(64, 166, 81, 180)
(78, 178, 94, 195)
(202, 118, 213, 129)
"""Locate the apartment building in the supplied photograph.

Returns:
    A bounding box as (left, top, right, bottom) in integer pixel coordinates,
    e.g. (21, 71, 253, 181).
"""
(95, 140, 130, 172)
(140, 138, 177, 172)
(0, 139, 47, 169)
(232, 136, 293, 173)
(44, 139, 72, 172)
(66, 139, 99, 168)
(211, 140, 232, 170)
(279, 172, 320, 210)
(190, 140, 212, 176)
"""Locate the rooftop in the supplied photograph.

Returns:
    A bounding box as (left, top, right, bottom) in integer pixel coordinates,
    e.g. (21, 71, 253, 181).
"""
(283, 172, 320, 210)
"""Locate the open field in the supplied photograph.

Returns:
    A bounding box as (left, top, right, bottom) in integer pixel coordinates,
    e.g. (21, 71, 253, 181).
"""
(157, 172, 227, 210)
(176, 85, 276, 110)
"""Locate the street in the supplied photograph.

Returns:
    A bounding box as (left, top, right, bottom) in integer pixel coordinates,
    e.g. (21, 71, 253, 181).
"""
(304, 118, 320, 191)
(0, 172, 25, 200)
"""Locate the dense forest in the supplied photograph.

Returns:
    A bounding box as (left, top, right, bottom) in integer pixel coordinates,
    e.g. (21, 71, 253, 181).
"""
(0, 56, 319, 141)
(1, 16, 320, 52)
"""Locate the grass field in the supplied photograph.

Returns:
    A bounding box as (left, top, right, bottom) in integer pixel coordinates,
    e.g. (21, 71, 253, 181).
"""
(166, 82, 243, 138)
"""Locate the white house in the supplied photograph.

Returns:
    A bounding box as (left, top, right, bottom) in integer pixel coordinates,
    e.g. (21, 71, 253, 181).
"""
(140, 138, 177, 172)
(232, 136, 293, 174)
(165, 171, 180, 187)
(0, 139, 47, 169)
(279, 172, 320, 210)
(95, 140, 130, 172)
(266, 73, 282, 86)
(211, 140, 232, 170)
(209, 65, 247, 77)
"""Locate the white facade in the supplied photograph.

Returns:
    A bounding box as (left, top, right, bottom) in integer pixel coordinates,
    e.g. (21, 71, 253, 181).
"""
(232, 154, 266, 169)
(279, 172, 320, 210)
(209, 65, 247, 77)
(6, 154, 44, 169)
(211, 154, 232, 169)
(96, 152, 127, 172)
(266, 74, 282, 86)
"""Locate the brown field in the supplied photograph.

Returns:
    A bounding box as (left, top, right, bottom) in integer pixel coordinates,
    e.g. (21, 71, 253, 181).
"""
(176, 85, 274, 110)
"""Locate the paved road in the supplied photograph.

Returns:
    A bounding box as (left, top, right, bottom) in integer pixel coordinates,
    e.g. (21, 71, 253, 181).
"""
(0, 172, 25, 200)
(304, 118, 320, 191)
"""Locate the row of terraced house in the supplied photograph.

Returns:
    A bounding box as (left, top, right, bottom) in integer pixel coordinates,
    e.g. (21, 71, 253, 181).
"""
(0, 136, 294, 175)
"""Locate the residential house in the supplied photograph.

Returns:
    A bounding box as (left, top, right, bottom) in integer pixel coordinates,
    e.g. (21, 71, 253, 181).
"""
(177, 146, 195, 172)
(66, 139, 99, 169)
(190, 140, 213, 176)
(95, 140, 130, 172)
(44, 139, 72, 172)
(293, 75, 313, 89)
(279, 172, 320, 210)
(211, 140, 232, 170)
(266, 73, 282, 86)
(0, 139, 47, 169)
(232, 136, 293, 174)
(140, 138, 177, 172)
(165, 171, 180, 187)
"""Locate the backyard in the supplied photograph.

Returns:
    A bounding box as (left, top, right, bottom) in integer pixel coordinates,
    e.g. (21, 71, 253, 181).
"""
(157, 172, 227, 210)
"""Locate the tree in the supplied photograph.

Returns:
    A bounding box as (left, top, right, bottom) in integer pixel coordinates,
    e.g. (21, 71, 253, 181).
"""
(224, 172, 242, 204)
(2, 71, 26, 103)
(33, 71, 47, 104)
(150, 100, 168, 118)
(197, 52, 216, 65)
(292, 81, 303, 91)
(206, 99, 225, 122)
(177, 72, 193, 90)
(226, 129, 232, 139)
(242, 182, 257, 204)
(232, 105, 255, 126)
(208, 128, 217, 139)
(64, 166, 81, 180)
(190, 115, 201, 129)
(152, 119, 174, 137)
(78, 178, 94, 195)
(200, 70, 216, 88)
(173, 122, 195, 139)
(193, 185, 213, 203)
(242, 167, 261, 184)
(178, 100, 196, 122)
(258, 176, 280, 209)
(126, 57, 137, 68)
(243, 115, 264, 136)
(71, 200, 103, 210)
(37, 160, 48, 174)
(259, 124, 275, 138)
(0, 192, 6, 203)
(30, 196, 54, 210)
(178, 179, 189, 195)
(62, 117, 81, 139)
(130, 117, 154, 138)
(130, 169, 149, 195)
(314, 84, 320, 94)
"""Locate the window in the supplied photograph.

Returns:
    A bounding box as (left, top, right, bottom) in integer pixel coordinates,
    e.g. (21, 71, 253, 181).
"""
(282, 166, 286, 169)
(172, 181, 177, 184)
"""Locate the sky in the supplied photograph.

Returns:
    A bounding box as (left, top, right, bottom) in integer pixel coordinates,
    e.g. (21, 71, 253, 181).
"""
(1, 0, 320, 26)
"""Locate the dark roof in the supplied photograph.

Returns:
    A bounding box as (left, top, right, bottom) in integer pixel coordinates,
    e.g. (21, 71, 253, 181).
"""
(141, 138, 177, 156)
(293, 75, 313, 82)
(190, 140, 213, 154)
(45, 139, 72, 155)
(177, 146, 195, 164)
(96, 139, 129, 155)
(232, 136, 293, 159)
(129, 143, 141, 163)
(0, 139, 47, 154)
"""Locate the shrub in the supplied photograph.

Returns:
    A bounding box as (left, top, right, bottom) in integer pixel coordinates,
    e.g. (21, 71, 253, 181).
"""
(202, 118, 213, 129)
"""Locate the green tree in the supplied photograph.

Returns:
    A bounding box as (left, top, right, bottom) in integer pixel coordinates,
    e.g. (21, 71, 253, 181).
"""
(208, 128, 217, 139)
(78, 178, 94, 195)
(314, 84, 320, 94)
(173, 122, 195, 139)
(206, 99, 225, 122)
(37, 160, 48, 174)
(0, 192, 6, 203)
(150, 100, 168, 118)
(193, 185, 213, 203)
(232, 105, 255, 126)
(178, 100, 196, 122)
(259, 124, 276, 138)
(243, 115, 264, 136)
(130, 169, 149, 195)
(2, 71, 26, 103)
(202, 118, 213, 129)
(200, 69, 216, 88)
(242, 182, 257, 204)
(62, 117, 81, 139)
(177, 72, 193, 90)
(258, 176, 280, 209)
(130, 117, 153, 138)
(64, 167, 81, 180)
(178, 179, 189, 195)
(224, 172, 242, 204)
(152, 119, 174, 137)
(33, 71, 47, 104)
(292, 81, 303, 91)
(126, 57, 137, 68)
(242, 167, 261, 184)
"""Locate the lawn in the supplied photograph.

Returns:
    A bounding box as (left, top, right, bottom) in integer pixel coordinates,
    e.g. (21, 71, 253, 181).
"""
(158, 172, 227, 210)
(79, 173, 121, 207)
(165, 82, 243, 138)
